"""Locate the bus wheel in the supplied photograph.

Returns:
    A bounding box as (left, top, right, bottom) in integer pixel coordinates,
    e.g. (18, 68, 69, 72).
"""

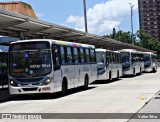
(84, 75, 89, 89)
(133, 69, 136, 76)
(152, 68, 156, 73)
(109, 71, 112, 81)
(117, 71, 119, 80)
(61, 80, 68, 96)
(140, 67, 142, 74)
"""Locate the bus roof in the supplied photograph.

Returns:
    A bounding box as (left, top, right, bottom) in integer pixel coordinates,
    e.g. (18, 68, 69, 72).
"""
(143, 52, 157, 55)
(118, 49, 137, 52)
(96, 48, 120, 54)
(10, 39, 95, 49)
(96, 48, 111, 52)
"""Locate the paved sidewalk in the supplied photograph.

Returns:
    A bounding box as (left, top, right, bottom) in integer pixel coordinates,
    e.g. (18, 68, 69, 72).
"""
(129, 90, 160, 122)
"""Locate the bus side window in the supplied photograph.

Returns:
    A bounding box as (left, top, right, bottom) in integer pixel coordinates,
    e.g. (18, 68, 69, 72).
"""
(114, 53, 116, 63)
(90, 49, 95, 63)
(119, 53, 121, 63)
(60, 46, 66, 65)
(131, 54, 134, 63)
(73, 48, 79, 64)
(113, 53, 115, 63)
(107, 52, 110, 64)
(112, 53, 114, 63)
(132, 53, 136, 63)
(52, 45, 60, 70)
(77, 48, 81, 64)
(67, 47, 73, 64)
(83, 48, 86, 63)
(93, 49, 96, 63)
(116, 53, 118, 63)
(85, 48, 90, 63)
(71, 47, 74, 64)
(117, 53, 119, 63)
(136, 54, 139, 62)
(115, 53, 117, 63)
(108, 52, 111, 63)
(106, 52, 109, 65)
(110, 52, 112, 63)
(80, 48, 85, 64)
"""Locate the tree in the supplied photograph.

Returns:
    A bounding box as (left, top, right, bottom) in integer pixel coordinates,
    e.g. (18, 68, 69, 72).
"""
(105, 30, 132, 43)
(136, 30, 152, 48)
(103, 29, 160, 53)
(148, 39, 160, 52)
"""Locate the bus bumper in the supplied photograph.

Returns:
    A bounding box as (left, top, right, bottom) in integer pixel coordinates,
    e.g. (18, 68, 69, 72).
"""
(9, 85, 55, 95)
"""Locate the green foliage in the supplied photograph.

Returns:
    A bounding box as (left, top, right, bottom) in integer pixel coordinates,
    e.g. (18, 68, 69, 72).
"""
(136, 30, 152, 48)
(148, 39, 160, 52)
(103, 29, 160, 53)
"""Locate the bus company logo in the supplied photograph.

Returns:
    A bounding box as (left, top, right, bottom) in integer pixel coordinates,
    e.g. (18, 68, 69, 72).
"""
(2, 114, 12, 119)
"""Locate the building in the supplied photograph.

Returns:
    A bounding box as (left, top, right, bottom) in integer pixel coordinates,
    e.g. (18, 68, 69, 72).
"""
(138, 0, 160, 40)
(0, 1, 37, 18)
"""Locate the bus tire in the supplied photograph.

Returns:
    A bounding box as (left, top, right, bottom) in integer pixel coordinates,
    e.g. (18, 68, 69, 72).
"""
(117, 71, 119, 80)
(133, 68, 136, 76)
(84, 75, 89, 89)
(152, 68, 156, 73)
(140, 67, 142, 74)
(61, 79, 68, 96)
(109, 71, 112, 81)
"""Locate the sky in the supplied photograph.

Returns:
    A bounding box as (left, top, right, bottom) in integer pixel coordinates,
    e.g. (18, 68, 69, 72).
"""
(0, 0, 139, 36)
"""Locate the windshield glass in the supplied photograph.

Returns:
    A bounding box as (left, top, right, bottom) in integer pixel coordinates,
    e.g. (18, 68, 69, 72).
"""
(96, 52, 105, 64)
(9, 50, 51, 77)
(144, 54, 150, 63)
(121, 52, 130, 64)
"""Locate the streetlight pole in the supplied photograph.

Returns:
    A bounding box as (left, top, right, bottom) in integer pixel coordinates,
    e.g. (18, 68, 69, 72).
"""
(83, 0, 88, 33)
(129, 3, 134, 45)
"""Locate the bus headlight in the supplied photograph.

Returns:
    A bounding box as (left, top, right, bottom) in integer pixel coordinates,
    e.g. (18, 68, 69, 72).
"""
(9, 80, 18, 87)
(42, 78, 52, 85)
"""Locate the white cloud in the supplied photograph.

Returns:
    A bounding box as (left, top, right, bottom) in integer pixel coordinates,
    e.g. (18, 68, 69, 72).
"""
(36, 12, 44, 18)
(64, 0, 138, 35)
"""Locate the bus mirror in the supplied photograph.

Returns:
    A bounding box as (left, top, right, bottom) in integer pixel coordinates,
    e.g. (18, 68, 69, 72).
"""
(54, 49, 58, 53)
(52, 49, 57, 54)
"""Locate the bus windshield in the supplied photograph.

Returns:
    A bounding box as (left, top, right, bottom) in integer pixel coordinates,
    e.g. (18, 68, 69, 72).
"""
(96, 52, 105, 64)
(144, 55, 150, 63)
(9, 50, 51, 77)
(121, 52, 130, 64)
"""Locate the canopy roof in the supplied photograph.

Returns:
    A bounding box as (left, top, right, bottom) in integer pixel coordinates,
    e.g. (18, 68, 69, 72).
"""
(0, 8, 156, 53)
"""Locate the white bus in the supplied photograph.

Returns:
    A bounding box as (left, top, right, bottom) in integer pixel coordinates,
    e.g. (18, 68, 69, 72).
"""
(143, 52, 158, 72)
(8, 39, 97, 95)
(119, 49, 144, 76)
(96, 49, 122, 80)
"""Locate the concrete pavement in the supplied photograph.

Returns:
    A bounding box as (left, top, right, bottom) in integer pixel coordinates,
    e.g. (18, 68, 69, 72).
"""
(0, 68, 160, 122)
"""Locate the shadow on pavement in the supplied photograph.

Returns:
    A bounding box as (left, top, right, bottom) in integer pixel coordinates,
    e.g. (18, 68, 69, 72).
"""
(0, 86, 96, 103)
(91, 78, 122, 85)
(122, 73, 145, 78)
